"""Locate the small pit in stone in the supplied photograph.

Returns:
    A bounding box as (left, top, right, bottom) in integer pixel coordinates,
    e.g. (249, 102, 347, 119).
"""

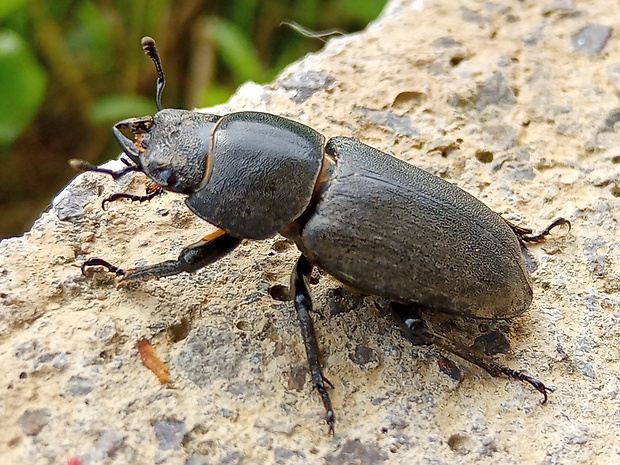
(271, 240, 293, 252)
(269, 285, 290, 301)
(475, 149, 494, 163)
(447, 433, 475, 455)
(235, 320, 252, 331)
(168, 318, 191, 342)
(450, 55, 465, 67)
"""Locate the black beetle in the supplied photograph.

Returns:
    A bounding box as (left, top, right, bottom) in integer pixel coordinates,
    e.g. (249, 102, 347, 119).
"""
(72, 37, 569, 434)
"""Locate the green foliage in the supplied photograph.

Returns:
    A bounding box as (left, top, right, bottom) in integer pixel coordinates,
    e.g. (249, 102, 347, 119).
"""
(89, 94, 156, 124)
(0, 29, 46, 146)
(0, 0, 25, 20)
(335, 0, 386, 23)
(206, 16, 267, 84)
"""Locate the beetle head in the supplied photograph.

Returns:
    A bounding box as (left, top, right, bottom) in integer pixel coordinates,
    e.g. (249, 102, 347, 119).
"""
(111, 37, 221, 195)
(114, 109, 219, 194)
(70, 37, 221, 194)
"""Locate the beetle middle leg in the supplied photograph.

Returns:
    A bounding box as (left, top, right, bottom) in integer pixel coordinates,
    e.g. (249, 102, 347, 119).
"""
(289, 255, 335, 435)
(390, 303, 552, 403)
(82, 229, 241, 283)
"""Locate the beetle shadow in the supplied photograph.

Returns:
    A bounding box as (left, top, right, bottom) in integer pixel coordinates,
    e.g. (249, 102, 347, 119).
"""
(270, 277, 513, 369)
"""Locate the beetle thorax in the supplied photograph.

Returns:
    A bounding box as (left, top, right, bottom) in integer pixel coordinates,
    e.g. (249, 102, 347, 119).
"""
(184, 111, 325, 240)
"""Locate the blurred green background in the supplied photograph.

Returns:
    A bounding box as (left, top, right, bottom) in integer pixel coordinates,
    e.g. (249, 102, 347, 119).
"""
(0, 0, 386, 239)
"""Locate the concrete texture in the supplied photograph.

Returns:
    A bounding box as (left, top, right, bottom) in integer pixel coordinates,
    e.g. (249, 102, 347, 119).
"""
(1, 0, 619, 463)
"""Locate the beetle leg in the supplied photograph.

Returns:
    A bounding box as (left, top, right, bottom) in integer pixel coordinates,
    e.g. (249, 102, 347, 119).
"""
(503, 217, 571, 244)
(81, 257, 126, 276)
(102, 182, 163, 210)
(69, 158, 139, 180)
(82, 230, 241, 283)
(292, 255, 335, 435)
(391, 303, 552, 403)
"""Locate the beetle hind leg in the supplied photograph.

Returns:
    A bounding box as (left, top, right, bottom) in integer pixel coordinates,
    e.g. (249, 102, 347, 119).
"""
(503, 217, 571, 244)
(291, 255, 335, 435)
(391, 303, 552, 403)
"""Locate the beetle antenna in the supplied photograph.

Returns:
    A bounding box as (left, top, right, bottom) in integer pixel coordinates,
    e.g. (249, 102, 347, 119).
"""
(281, 21, 344, 42)
(141, 36, 165, 111)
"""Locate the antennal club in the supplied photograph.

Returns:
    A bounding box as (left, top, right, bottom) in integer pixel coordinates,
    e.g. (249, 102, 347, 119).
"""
(141, 36, 166, 111)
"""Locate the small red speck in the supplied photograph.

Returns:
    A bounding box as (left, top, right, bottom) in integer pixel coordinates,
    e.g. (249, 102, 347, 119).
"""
(67, 456, 81, 465)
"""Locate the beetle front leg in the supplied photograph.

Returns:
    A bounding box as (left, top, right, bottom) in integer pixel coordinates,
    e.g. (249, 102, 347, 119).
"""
(102, 182, 164, 210)
(82, 229, 241, 283)
(391, 303, 552, 403)
(291, 255, 336, 435)
(69, 158, 139, 180)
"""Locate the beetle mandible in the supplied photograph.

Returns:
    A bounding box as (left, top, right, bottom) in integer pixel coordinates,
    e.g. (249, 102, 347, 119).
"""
(72, 37, 570, 434)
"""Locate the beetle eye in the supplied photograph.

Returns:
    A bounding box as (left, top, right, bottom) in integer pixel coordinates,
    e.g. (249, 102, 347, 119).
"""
(157, 167, 173, 184)
(166, 172, 178, 187)
(155, 167, 183, 191)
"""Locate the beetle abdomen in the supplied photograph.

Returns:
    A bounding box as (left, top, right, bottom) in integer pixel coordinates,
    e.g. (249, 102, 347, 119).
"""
(186, 112, 325, 240)
(293, 137, 532, 319)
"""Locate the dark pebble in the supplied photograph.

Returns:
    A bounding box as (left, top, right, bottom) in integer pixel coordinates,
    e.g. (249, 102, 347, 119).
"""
(325, 439, 387, 465)
(572, 24, 612, 56)
(17, 408, 51, 436)
(152, 418, 187, 450)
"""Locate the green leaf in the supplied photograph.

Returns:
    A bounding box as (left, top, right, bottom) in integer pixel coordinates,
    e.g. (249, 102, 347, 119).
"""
(335, 0, 386, 23)
(0, 29, 46, 146)
(0, 0, 26, 20)
(207, 16, 265, 83)
(64, 0, 113, 73)
(88, 94, 156, 124)
(200, 83, 234, 107)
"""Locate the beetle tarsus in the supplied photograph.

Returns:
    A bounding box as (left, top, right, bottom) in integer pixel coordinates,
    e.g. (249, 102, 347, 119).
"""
(499, 367, 553, 403)
(322, 375, 335, 389)
(82, 257, 126, 276)
(292, 255, 335, 435)
(391, 303, 552, 403)
(504, 217, 571, 244)
(102, 183, 164, 210)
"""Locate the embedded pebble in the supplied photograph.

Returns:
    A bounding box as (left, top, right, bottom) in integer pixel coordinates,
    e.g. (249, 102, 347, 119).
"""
(572, 24, 613, 55)
(174, 324, 241, 388)
(186, 455, 210, 465)
(474, 72, 516, 109)
(324, 439, 387, 465)
(66, 375, 94, 396)
(17, 408, 51, 436)
(280, 70, 335, 103)
(152, 418, 187, 450)
(52, 185, 94, 221)
(349, 344, 380, 370)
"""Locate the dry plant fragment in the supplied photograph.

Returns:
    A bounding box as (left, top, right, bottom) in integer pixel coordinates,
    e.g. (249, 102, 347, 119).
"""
(137, 338, 169, 383)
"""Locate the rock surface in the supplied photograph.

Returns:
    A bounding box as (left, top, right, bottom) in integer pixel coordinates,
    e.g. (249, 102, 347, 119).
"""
(1, 0, 619, 463)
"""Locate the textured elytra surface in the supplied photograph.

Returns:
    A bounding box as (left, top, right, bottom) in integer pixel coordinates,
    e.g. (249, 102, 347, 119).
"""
(295, 136, 532, 319)
(1, 0, 620, 464)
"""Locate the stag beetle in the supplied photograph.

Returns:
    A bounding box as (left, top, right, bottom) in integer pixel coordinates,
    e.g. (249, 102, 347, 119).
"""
(72, 37, 569, 434)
